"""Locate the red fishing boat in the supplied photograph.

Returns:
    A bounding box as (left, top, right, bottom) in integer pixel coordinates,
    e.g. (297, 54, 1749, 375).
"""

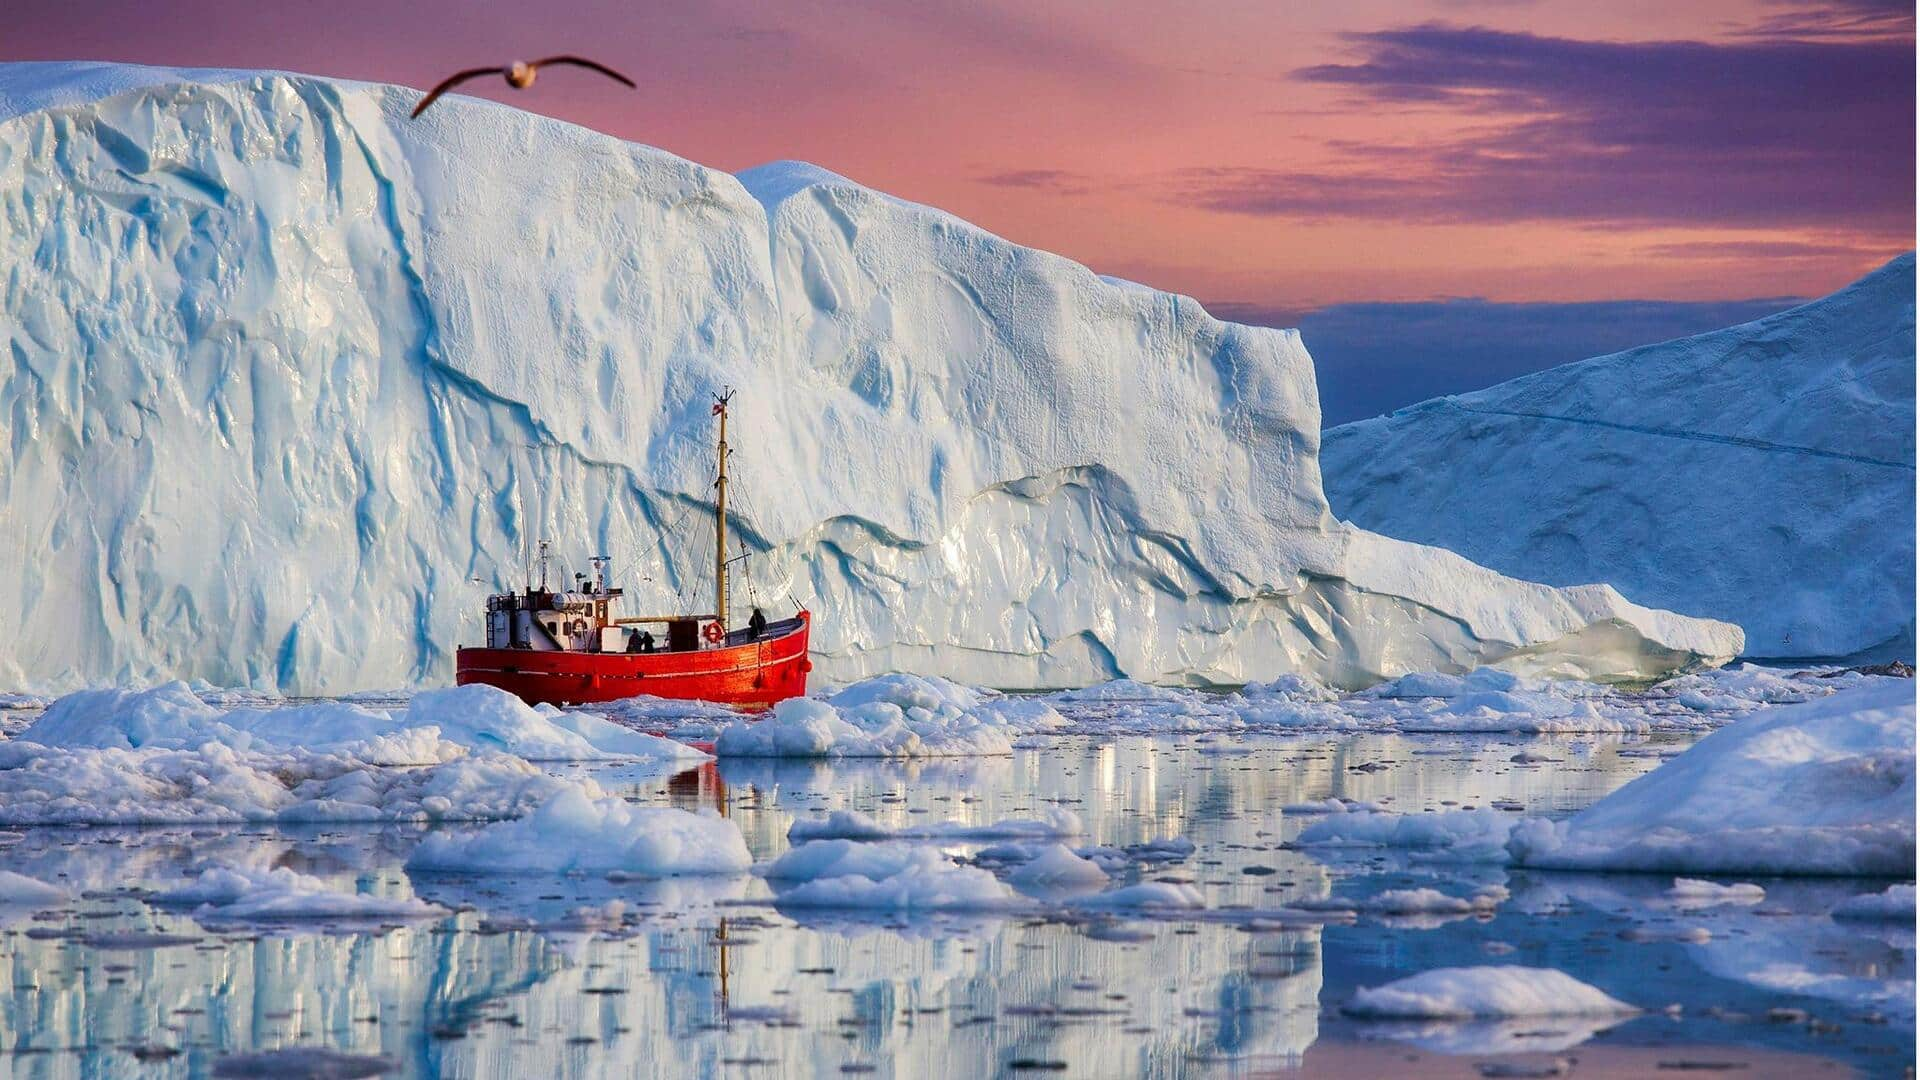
(455, 392, 811, 708)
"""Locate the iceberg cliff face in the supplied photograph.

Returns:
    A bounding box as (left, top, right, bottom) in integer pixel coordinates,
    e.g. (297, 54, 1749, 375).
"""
(0, 62, 1740, 692)
(1323, 256, 1915, 663)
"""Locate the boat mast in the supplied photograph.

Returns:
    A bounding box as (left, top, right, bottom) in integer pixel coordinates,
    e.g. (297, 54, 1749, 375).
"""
(712, 389, 732, 630)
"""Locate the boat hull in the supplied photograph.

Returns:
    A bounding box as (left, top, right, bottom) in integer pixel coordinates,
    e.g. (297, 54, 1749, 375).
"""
(455, 613, 811, 708)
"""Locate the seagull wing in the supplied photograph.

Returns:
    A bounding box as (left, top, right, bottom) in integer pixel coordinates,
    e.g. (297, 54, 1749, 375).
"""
(410, 67, 505, 118)
(530, 55, 637, 89)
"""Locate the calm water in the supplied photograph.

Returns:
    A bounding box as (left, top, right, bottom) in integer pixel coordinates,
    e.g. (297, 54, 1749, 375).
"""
(0, 729, 1911, 1078)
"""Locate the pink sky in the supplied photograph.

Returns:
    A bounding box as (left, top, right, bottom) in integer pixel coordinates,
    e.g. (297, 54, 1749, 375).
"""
(4, 0, 1912, 310)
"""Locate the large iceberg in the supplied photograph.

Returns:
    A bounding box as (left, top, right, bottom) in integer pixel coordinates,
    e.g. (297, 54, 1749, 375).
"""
(1323, 256, 1916, 663)
(0, 62, 1738, 693)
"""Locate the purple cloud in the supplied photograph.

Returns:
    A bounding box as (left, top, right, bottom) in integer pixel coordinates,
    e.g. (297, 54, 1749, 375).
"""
(1175, 23, 1913, 231)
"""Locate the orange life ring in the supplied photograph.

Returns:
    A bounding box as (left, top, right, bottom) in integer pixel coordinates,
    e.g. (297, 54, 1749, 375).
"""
(702, 621, 725, 645)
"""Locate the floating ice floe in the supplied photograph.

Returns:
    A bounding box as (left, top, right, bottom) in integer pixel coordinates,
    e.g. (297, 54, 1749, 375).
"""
(765, 843, 1019, 912)
(1004, 844, 1111, 889)
(1293, 809, 1514, 861)
(1362, 885, 1507, 916)
(1830, 884, 1917, 922)
(787, 806, 1084, 843)
(151, 864, 446, 923)
(1665, 878, 1767, 909)
(405, 788, 752, 876)
(1508, 680, 1915, 876)
(0, 870, 67, 906)
(714, 674, 1064, 758)
(1284, 680, 1914, 878)
(1344, 966, 1638, 1020)
(763, 838, 1201, 915)
(0, 740, 587, 826)
(16, 682, 700, 763)
(1027, 663, 1877, 738)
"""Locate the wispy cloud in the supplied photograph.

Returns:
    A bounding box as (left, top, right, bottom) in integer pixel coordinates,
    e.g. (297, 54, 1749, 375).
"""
(975, 168, 1098, 194)
(1168, 24, 1913, 232)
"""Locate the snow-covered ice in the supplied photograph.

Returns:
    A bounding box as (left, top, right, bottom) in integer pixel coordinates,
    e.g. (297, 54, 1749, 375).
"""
(1343, 966, 1637, 1020)
(0, 870, 67, 905)
(787, 807, 1084, 843)
(0, 61, 1739, 696)
(1003, 844, 1110, 889)
(1831, 884, 1917, 922)
(764, 844, 1019, 912)
(152, 863, 446, 923)
(18, 682, 701, 763)
(1666, 878, 1767, 909)
(0, 739, 587, 825)
(1293, 809, 1514, 861)
(1508, 680, 1915, 876)
(1324, 254, 1915, 663)
(714, 675, 1056, 757)
(405, 788, 752, 875)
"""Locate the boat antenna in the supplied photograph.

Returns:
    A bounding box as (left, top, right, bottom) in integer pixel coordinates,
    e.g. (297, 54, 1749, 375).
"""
(537, 539, 552, 592)
(712, 388, 733, 631)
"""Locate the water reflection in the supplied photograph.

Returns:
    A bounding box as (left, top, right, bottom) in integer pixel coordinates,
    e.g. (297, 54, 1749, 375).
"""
(0, 731, 1907, 1077)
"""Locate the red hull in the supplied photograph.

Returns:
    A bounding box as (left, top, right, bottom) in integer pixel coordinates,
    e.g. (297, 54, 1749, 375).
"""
(456, 612, 811, 708)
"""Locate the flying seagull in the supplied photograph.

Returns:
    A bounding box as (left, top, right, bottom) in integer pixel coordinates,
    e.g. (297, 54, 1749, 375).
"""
(410, 56, 636, 118)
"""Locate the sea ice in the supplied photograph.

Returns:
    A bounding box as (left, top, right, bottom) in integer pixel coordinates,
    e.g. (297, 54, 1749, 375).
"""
(787, 807, 1084, 843)
(1293, 809, 1513, 861)
(765, 844, 1019, 912)
(0, 870, 67, 905)
(1343, 966, 1637, 1020)
(405, 788, 752, 875)
(1666, 879, 1767, 909)
(1831, 884, 1917, 922)
(152, 864, 446, 923)
(0, 740, 585, 825)
(1004, 844, 1110, 889)
(1508, 680, 1915, 876)
(713, 675, 1050, 758)
(17, 682, 700, 763)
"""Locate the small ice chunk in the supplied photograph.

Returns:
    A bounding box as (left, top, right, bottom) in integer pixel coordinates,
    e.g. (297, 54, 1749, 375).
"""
(406, 788, 751, 875)
(1006, 844, 1109, 888)
(1344, 966, 1638, 1020)
(1830, 883, 1917, 921)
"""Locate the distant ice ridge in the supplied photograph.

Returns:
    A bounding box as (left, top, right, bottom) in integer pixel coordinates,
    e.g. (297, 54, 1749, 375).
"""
(0, 61, 1737, 694)
(1324, 255, 1915, 663)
